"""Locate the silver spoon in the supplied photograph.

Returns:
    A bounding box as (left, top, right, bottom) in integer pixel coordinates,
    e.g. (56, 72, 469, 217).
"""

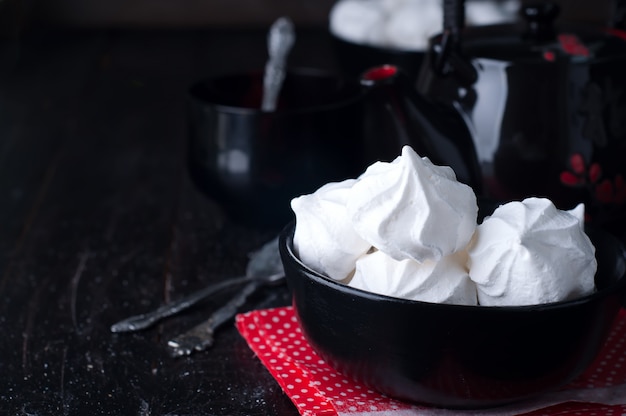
(110, 237, 283, 333)
(167, 272, 284, 357)
(261, 16, 295, 112)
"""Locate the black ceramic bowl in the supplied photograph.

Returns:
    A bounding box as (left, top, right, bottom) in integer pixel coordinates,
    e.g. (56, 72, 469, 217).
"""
(330, 33, 425, 82)
(279, 222, 626, 408)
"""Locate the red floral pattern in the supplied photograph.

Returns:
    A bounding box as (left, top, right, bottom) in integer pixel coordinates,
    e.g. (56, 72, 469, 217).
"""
(558, 34, 590, 57)
(560, 153, 626, 206)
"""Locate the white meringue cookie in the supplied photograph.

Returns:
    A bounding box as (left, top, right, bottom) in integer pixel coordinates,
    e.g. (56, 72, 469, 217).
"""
(329, 0, 384, 45)
(568, 203, 585, 225)
(465, 0, 521, 26)
(383, 0, 442, 50)
(329, 0, 519, 51)
(349, 249, 477, 305)
(467, 198, 597, 306)
(291, 179, 371, 281)
(346, 146, 478, 263)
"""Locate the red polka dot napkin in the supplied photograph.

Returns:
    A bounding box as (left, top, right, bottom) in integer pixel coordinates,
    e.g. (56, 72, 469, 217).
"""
(235, 307, 626, 416)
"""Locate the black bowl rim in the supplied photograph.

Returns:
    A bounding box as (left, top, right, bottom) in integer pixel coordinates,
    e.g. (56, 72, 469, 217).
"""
(280, 221, 626, 312)
(188, 67, 364, 116)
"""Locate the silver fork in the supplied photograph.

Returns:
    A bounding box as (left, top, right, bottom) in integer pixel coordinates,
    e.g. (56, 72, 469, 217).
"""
(167, 272, 284, 357)
(110, 236, 284, 350)
(110, 274, 254, 333)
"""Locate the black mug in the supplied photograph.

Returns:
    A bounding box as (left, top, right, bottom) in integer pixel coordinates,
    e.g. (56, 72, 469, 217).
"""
(188, 66, 481, 228)
(187, 68, 368, 228)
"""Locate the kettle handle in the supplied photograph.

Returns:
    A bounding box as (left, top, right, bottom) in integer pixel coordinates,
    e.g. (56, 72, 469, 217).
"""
(359, 65, 483, 194)
(431, 0, 477, 85)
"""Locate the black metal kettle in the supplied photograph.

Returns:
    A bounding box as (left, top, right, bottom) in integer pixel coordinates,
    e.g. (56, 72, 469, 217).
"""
(418, 0, 626, 235)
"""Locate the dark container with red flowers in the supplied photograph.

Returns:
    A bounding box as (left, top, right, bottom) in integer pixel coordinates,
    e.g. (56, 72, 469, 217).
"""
(417, 1, 626, 238)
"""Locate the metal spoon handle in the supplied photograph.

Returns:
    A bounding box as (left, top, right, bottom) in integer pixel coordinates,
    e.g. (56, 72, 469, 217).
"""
(261, 16, 295, 112)
(167, 273, 283, 357)
(110, 274, 254, 333)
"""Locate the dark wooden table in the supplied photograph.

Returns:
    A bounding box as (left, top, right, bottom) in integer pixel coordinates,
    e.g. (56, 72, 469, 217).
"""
(0, 26, 340, 415)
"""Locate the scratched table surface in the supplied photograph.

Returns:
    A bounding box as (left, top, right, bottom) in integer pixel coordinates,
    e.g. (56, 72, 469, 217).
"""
(0, 26, 340, 415)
